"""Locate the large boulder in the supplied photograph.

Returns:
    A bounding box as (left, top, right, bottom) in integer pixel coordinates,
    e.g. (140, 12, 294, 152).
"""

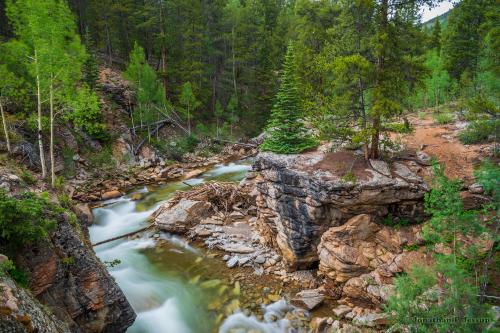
(152, 199, 212, 233)
(317, 214, 425, 283)
(253, 151, 429, 269)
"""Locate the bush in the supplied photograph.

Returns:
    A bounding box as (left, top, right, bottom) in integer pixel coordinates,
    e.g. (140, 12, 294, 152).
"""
(418, 111, 427, 120)
(0, 259, 28, 287)
(433, 112, 454, 124)
(385, 259, 492, 333)
(458, 120, 498, 144)
(0, 190, 61, 248)
(152, 135, 200, 161)
(87, 145, 116, 170)
(20, 169, 36, 185)
(385, 122, 413, 134)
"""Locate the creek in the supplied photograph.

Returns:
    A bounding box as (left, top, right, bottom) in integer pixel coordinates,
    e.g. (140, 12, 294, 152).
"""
(89, 162, 303, 333)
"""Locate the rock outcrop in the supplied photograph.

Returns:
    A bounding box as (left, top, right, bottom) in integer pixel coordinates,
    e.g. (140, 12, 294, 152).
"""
(317, 214, 433, 311)
(253, 151, 429, 269)
(0, 276, 71, 333)
(153, 199, 212, 233)
(317, 214, 424, 283)
(14, 215, 136, 333)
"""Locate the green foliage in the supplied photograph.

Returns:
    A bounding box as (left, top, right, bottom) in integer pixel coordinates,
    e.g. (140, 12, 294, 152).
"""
(386, 259, 492, 333)
(57, 193, 72, 209)
(178, 82, 201, 135)
(474, 160, 500, 207)
(433, 112, 454, 124)
(86, 145, 116, 171)
(0, 259, 15, 277)
(459, 120, 498, 144)
(104, 259, 122, 268)
(381, 214, 411, 228)
(386, 163, 496, 332)
(261, 43, 318, 154)
(68, 86, 108, 140)
(430, 17, 442, 52)
(423, 164, 484, 247)
(341, 171, 357, 184)
(20, 169, 36, 185)
(125, 42, 166, 136)
(0, 190, 60, 248)
(61, 256, 75, 266)
(152, 135, 200, 162)
(7, 264, 29, 288)
(385, 122, 413, 134)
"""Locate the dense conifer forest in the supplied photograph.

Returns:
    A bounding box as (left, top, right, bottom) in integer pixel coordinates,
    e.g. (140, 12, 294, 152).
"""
(0, 1, 498, 332)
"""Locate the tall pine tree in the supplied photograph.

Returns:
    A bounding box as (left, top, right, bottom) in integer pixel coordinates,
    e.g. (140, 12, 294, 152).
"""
(261, 42, 317, 154)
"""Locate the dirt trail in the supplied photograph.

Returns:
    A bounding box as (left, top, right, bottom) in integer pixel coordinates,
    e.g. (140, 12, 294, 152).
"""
(394, 113, 492, 183)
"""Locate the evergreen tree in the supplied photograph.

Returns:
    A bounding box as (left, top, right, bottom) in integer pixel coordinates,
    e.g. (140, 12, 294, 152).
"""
(442, 0, 494, 82)
(385, 163, 496, 332)
(261, 42, 317, 154)
(430, 18, 441, 52)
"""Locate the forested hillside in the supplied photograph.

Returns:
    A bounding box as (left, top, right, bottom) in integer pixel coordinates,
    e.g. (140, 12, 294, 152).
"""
(0, 0, 498, 332)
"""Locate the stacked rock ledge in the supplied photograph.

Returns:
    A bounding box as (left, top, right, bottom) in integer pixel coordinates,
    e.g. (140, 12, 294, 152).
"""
(253, 150, 429, 270)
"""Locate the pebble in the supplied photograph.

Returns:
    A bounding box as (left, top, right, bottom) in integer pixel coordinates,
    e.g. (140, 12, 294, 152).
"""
(254, 255, 266, 264)
(226, 256, 239, 268)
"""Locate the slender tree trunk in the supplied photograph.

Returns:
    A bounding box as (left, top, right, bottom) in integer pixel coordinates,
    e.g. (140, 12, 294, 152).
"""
(232, 26, 237, 97)
(159, 0, 168, 97)
(231, 26, 237, 136)
(49, 79, 55, 188)
(104, 16, 113, 66)
(370, 0, 388, 159)
(187, 104, 191, 135)
(0, 98, 10, 154)
(35, 49, 47, 178)
(358, 78, 369, 160)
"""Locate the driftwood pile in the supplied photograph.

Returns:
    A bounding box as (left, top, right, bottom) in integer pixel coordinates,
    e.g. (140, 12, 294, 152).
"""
(168, 181, 251, 214)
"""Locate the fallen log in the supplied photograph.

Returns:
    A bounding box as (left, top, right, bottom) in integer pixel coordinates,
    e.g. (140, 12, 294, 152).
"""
(92, 224, 156, 247)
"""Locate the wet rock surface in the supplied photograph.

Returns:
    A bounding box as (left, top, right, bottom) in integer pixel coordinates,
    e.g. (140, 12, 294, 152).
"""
(253, 150, 429, 269)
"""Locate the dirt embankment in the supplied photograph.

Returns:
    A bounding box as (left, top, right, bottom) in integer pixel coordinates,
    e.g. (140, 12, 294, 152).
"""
(393, 113, 495, 183)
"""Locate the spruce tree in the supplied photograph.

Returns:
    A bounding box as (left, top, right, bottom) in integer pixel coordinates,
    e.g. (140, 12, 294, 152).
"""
(430, 18, 442, 52)
(261, 42, 318, 154)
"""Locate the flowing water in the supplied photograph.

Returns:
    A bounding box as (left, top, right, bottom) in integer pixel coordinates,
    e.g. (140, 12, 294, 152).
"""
(89, 162, 257, 333)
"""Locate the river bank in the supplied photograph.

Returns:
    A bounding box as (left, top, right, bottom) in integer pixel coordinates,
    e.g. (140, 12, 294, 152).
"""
(89, 161, 333, 333)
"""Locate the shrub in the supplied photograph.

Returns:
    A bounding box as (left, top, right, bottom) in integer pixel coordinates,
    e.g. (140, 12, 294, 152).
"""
(433, 112, 454, 124)
(152, 135, 200, 161)
(87, 145, 116, 170)
(0, 259, 15, 277)
(458, 120, 498, 144)
(418, 111, 427, 120)
(0, 190, 61, 248)
(20, 169, 36, 185)
(341, 171, 357, 184)
(385, 259, 492, 333)
(0, 259, 28, 287)
(385, 122, 413, 134)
